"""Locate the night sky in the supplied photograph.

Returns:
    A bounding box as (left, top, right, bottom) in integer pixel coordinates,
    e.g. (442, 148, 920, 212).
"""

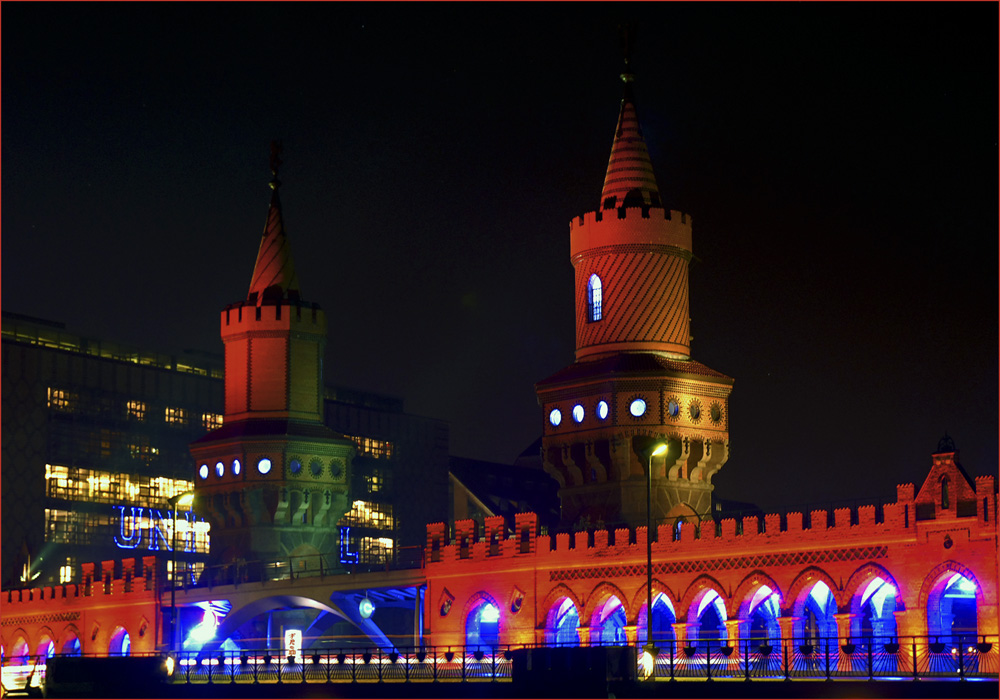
(3, 3, 996, 513)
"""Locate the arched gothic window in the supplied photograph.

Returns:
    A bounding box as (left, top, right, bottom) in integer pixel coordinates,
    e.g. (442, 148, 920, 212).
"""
(587, 274, 603, 322)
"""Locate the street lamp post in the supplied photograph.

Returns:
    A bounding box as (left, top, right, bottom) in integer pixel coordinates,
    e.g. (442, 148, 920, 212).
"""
(644, 441, 668, 678)
(167, 491, 194, 653)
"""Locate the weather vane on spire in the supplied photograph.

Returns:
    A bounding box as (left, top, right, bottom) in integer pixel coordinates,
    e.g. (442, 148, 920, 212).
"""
(269, 140, 283, 190)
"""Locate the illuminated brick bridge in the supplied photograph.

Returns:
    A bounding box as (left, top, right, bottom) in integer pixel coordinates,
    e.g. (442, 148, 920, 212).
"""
(2, 450, 997, 692)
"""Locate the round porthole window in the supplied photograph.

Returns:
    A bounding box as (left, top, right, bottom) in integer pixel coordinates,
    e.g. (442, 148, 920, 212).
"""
(629, 398, 647, 417)
(257, 458, 272, 475)
(572, 404, 585, 423)
(289, 459, 302, 475)
(597, 400, 609, 420)
(689, 400, 702, 422)
(710, 403, 722, 424)
(215, 461, 225, 478)
(310, 460, 323, 477)
(549, 409, 562, 426)
(330, 461, 342, 478)
(666, 398, 680, 418)
(233, 459, 242, 475)
(198, 464, 209, 480)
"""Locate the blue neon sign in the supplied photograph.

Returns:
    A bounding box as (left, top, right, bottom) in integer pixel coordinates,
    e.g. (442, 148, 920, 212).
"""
(113, 505, 204, 551)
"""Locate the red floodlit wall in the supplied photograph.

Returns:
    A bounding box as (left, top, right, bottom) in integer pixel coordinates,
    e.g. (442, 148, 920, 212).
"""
(423, 454, 997, 649)
(1, 557, 160, 657)
(220, 300, 326, 423)
(571, 208, 693, 361)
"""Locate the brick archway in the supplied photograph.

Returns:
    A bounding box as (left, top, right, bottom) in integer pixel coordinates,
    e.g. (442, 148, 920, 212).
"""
(461, 591, 501, 630)
(786, 566, 841, 616)
(539, 584, 584, 630)
(730, 570, 783, 619)
(845, 562, 905, 614)
(916, 560, 983, 612)
(678, 574, 728, 622)
(60, 624, 82, 654)
(581, 581, 631, 625)
(630, 579, 679, 624)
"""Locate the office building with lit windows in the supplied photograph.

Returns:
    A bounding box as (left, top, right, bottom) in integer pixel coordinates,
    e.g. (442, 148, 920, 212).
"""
(1, 311, 449, 589)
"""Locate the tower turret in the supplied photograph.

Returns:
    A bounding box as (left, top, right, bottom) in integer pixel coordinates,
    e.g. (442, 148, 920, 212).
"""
(190, 145, 355, 568)
(537, 66, 733, 530)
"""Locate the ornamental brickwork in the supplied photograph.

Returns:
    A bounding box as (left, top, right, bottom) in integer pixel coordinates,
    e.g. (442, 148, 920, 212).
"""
(423, 452, 997, 650)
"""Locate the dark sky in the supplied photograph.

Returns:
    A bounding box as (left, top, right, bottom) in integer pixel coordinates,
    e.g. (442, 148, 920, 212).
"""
(3, 3, 997, 513)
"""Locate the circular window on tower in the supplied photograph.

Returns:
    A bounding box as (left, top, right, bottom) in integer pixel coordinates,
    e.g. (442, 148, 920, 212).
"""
(549, 409, 562, 426)
(257, 457, 272, 475)
(330, 460, 342, 479)
(629, 398, 647, 418)
(666, 397, 681, 419)
(709, 402, 723, 425)
(688, 399, 702, 423)
(233, 459, 242, 476)
(198, 464, 209, 480)
(289, 458, 302, 475)
(310, 459, 323, 477)
(572, 404, 585, 423)
(596, 400, 609, 421)
(215, 461, 225, 478)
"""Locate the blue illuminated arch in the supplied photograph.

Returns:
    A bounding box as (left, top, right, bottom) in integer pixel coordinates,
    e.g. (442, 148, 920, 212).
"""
(108, 626, 131, 656)
(465, 600, 500, 651)
(591, 595, 627, 646)
(587, 274, 603, 322)
(547, 598, 580, 646)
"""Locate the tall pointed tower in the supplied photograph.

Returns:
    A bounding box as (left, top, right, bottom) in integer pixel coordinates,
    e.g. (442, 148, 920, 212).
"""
(190, 145, 355, 567)
(536, 63, 733, 530)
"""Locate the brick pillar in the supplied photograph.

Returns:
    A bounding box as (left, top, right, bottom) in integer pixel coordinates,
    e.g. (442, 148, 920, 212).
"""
(624, 625, 639, 645)
(833, 613, 855, 673)
(833, 613, 854, 643)
(577, 626, 591, 647)
(725, 619, 741, 650)
(672, 622, 688, 647)
(893, 609, 924, 675)
(777, 616, 798, 661)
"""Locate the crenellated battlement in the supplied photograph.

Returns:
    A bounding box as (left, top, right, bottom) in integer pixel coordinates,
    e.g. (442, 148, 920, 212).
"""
(221, 299, 325, 335)
(424, 479, 996, 570)
(3, 557, 158, 607)
(569, 207, 692, 261)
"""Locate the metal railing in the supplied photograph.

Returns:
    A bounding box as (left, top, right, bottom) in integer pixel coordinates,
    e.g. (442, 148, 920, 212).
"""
(640, 634, 998, 681)
(2, 636, 995, 691)
(171, 546, 424, 590)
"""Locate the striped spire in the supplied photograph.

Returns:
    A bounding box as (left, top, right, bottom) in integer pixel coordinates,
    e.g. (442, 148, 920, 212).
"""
(247, 143, 300, 305)
(599, 71, 661, 210)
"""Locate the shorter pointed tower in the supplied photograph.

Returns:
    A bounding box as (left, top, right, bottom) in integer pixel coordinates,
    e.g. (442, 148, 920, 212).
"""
(536, 64, 733, 530)
(190, 146, 355, 567)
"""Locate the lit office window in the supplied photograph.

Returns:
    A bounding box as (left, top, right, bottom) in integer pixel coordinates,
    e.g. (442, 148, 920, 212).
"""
(45, 464, 194, 508)
(47, 387, 77, 411)
(202, 412, 223, 430)
(126, 400, 146, 420)
(365, 471, 384, 494)
(342, 500, 395, 530)
(165, 407, 187, 425)
(346, 435, 394, 460)
(59, 558, 77, 583)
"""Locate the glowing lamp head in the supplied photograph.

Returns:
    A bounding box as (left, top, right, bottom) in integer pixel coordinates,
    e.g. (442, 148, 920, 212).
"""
(359, 597, 375, 619)
(650, 442, 668, 457)
(164, 656, 176, 677)
(639, 645, 658, 679)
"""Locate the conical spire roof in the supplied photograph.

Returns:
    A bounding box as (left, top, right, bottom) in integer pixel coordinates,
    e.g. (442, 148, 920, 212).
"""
(247, 144, 300, 305)
(599, 70, 661, 210)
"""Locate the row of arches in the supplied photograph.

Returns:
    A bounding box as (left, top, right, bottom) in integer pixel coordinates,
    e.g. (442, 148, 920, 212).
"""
(2, 625, 131, 664)
(459, 563, 983, 649)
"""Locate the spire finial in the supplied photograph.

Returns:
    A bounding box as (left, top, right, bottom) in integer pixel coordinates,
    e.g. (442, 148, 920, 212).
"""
(619, 23, 635, 83)
(269, 140, 283, 190)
